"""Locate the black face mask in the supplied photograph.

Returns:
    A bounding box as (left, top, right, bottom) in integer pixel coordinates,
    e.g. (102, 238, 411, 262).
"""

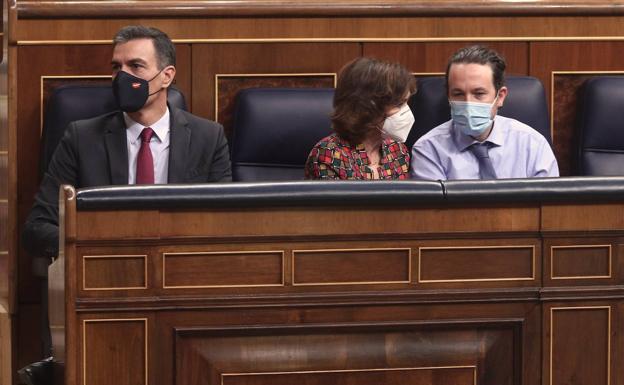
(112, 70, 163, 113)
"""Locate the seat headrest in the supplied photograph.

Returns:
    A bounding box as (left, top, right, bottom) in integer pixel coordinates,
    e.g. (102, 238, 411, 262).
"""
(41, 84, 186, 173)
(231, 88, 334, 181)
(407, 75, 551, 148)
(577, 76, 624, 175)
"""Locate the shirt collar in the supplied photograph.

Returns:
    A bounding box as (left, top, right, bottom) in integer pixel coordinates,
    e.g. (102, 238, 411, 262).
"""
(453, 115, 504, 151)
(124, 107, 170, 143)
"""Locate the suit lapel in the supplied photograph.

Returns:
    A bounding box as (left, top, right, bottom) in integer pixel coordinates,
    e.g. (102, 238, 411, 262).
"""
(104, 113, 129, 185)
(168, 107, 190, 183)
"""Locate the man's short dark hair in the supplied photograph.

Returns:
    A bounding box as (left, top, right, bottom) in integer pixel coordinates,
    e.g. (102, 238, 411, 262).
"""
(113, 26, 176, 69)
(445, 45, 506, 92)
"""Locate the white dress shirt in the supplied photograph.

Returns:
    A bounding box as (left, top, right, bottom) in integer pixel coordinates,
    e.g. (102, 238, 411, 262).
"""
(410, 115, 559, 180)
(125, 107, 170, 184)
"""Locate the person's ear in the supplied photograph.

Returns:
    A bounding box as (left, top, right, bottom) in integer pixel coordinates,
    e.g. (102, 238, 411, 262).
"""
(496, 86, 508, 107)
(161, 65, 176, 88)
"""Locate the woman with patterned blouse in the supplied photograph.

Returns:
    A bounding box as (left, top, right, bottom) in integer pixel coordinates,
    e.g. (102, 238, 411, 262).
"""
(305, 57, 416, 180)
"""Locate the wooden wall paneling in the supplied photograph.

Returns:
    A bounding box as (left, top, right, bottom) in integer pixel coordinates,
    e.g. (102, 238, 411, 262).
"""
(543, 237, 623, 287)
(0, 304, 10, 385)
(191, 42, 360, 132)
(362, 42, 529, 76)
(158, 205, 540, 239)
(529, 42, 624, 176)
(80, 316, 151, 385)
(153, 301, 540, 385)
(76, 245, 158, 298)
(174, 324, 510, 385)
(16, 1, 624, 20)
(544, 303, 612, 385)
(13, 16, 624, 42)
(541, 203, 624, 232)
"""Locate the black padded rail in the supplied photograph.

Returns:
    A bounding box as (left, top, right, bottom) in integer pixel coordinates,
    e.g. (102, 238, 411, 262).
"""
(75, 177, 624, 211)
(75, 180, 445, 210)
(444, 176, 624, 203)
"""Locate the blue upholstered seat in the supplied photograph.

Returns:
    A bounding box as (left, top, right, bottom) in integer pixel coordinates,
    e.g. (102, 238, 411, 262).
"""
(231, 88, 334, 181)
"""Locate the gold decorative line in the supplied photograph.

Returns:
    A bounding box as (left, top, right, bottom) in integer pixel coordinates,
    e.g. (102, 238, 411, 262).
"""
(549, 306, 611, 385)
(0, 251, 8, 255)
(417, 245, 536, 283)
(40, 75, 112, 137)
(82, 254, 148, 291)
(214, 72, 337, 121)
(0, 151, 7, 155)
(550, 244, 612, 280)
(550, 70, 624, 147)
(221, 365, 477, 380)
(19, 36, 624, 45)
(0, 199, 7, 203)
(162, 250, 285, 289)
(292, 247, 411, 286)
(83, 318, 148, 385)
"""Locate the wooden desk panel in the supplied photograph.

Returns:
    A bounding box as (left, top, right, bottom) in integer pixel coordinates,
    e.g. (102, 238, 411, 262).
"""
(49, 186, 624, 385)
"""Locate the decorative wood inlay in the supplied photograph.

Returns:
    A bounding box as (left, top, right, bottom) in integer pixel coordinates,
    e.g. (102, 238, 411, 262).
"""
(82, 255, 147, 290)
(83, 318, 148, 385)
(221, 366, 477, 385)
(550, 245, 612, 279)
(292, 248, 411, 286)
(418, 245, 535, 283)
(550, 306, 611, 385)
(163, 251, 284, 289)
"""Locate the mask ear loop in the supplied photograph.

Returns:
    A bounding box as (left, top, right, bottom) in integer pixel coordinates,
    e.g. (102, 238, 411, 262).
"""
(146, 68, 167, 97)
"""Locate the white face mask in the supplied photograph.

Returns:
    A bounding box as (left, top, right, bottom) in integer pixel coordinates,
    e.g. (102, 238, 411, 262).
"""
(381, 103, 415, 143)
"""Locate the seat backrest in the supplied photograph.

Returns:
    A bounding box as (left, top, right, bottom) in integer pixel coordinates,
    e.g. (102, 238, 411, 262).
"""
(577, 76, 624, 176)
(407, 75, 551, 149)
(41, 84, 186, 173)
(231, 88, 334, 181)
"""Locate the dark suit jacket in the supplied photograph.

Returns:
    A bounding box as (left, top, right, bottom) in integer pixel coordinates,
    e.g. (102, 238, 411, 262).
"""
(23, 106, 232, 258)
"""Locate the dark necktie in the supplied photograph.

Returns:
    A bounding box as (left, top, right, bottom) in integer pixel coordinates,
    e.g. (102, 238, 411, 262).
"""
(136, 127, 155, 184)
(469, 142, 497, 179)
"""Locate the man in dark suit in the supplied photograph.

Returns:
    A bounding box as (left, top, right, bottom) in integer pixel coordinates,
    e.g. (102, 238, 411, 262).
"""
(19, 26, 231, 384)
(23, 25, 231, 260)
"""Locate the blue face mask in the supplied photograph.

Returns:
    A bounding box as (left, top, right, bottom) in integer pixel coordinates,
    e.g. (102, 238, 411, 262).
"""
(449, 95, 498, 137)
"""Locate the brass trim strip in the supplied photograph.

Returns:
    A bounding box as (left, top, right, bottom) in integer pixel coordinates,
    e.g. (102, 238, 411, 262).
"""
(40, 75, 112, 137)
(221, 365, 477, 384)
(83, 318, 148, 385)
(550, 244, 612, 280)
(550, 70, 624, 146)
(18, 36, 624, 46)
(162, 250, 285, 289)
(82, 254, 148, 291)
(214, 72, 337, 121)
(549, 306, 611, 385)
(292, 247, 412, 286)
(0, 151, 7, 154)
(0, 199, 7, 203)
(417, 245, 536, 283)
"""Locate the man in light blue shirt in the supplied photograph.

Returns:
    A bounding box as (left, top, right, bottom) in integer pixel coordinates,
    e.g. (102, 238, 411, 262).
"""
(410, 45, 559, 180)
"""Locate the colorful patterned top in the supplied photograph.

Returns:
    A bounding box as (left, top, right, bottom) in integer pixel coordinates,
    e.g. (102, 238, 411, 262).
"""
(305, 133, 410, 179)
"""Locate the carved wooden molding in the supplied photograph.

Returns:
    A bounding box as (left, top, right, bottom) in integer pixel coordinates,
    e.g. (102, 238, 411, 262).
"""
(16, 0, 624, 19)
